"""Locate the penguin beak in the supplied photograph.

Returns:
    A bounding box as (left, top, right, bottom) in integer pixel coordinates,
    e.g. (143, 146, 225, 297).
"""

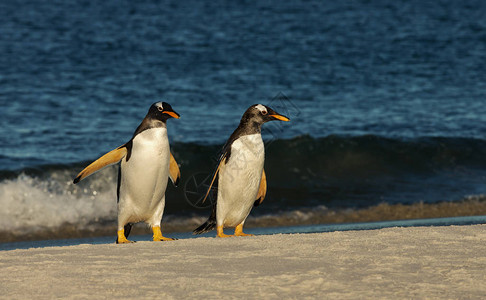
(163, 111, 180, 119)
(269, 114, 290, 122)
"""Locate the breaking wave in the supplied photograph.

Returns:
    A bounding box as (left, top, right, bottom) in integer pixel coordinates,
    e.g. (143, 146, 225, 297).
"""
(1, 135, 486, 242)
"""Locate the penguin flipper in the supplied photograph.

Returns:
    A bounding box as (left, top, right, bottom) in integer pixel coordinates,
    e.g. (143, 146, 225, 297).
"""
(194, 151, 228, 234)
(201, 152, 227, 204)
(169, 152, 181, 187)
(73, 146, 127, 184)
(254, 169, 267, 207)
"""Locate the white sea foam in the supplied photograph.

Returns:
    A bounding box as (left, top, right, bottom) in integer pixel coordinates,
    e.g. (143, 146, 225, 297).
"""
(0, 168, 118, 236)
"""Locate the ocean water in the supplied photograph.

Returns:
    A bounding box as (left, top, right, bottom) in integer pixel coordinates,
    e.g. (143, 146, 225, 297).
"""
(1, 0, 486, 242)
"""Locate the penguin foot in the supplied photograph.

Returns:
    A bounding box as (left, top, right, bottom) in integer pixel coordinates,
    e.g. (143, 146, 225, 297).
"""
(234, 232, 254, 237)
(152, 226, 176, 241)
(117, 229, 135, 244)
(217, 232, 235, 238)
(153, 236, 177, 241)
(217, 225, 234, 238)
(116, 238, 135, 244)
(234, 224, 254, 237)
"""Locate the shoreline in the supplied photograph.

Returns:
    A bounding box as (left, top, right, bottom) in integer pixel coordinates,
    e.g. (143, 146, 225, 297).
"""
(2, 215, 486, 251)
(1, 225, 486, 298)
(2, 196, 486, 244)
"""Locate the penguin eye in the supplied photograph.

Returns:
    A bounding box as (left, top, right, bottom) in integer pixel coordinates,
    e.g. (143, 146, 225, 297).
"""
(158, 106, 163, 111)
(262, 110, 268, 115)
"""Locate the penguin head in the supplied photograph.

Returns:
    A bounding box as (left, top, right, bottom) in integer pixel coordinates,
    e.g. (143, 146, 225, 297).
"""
(244, 104, 290, 124)
(148, 102, 180, 122)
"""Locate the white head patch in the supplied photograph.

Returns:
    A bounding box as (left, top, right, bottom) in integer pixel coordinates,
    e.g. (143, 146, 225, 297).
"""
(255, 104, 267, 114)
(155, 102, 164, 110)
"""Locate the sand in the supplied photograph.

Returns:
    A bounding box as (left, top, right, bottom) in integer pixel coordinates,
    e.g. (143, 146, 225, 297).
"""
(1, 225, 486, 299)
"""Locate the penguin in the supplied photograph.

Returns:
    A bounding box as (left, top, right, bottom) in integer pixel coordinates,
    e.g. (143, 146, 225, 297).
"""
(193, 104, 289, 237)
(73, 102, 181, 243)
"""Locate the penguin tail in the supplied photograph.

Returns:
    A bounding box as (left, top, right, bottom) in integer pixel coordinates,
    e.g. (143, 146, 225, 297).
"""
(193, 218, 216, 235)
(193, 204, 217, 235)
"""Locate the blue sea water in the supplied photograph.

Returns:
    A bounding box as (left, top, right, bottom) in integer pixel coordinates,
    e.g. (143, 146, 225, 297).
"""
(1, 0, 486, 242)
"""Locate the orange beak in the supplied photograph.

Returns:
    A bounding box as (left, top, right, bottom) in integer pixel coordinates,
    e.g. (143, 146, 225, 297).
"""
(163, 111, 180, 119)
(269, 114, 290, 121)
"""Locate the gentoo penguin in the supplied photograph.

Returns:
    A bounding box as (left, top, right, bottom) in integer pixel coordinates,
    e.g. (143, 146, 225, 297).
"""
(193, 104, 289, 237)
(73, 102, 181, 243)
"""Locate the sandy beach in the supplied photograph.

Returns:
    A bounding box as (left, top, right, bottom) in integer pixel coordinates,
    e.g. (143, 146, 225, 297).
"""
(1, 225, 486, 299)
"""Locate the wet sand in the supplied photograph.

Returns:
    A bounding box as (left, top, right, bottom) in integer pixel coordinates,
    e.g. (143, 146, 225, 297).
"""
(1, 225, 486, 299)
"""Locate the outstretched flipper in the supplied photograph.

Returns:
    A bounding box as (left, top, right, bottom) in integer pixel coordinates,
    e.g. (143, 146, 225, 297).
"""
(169, 152, 181, 187)
(254, 169, 267, 207)
(73, 145, 128, 184)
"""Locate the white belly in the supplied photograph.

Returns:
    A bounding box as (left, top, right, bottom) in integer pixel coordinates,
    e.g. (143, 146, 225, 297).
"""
(118, 128, 170, 225)
(217, 134, 264, 227)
